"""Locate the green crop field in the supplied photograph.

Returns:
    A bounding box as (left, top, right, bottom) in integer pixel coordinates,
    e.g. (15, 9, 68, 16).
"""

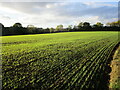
(1, 31, 119, 89)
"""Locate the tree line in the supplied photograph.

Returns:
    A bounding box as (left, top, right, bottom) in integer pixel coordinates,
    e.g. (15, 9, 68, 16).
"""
(0, 20, 120, 36)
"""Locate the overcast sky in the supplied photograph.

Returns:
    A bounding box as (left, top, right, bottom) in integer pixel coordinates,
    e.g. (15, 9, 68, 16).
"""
(0, 0, 119, 28)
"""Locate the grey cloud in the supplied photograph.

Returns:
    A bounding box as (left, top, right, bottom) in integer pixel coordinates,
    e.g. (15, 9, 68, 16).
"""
(53, 3, 117, 19)
(1, 2, 117, 20)
(0, 2, 118, 27)
(0, 2, 56, 14)
(0, 2, 90, 15)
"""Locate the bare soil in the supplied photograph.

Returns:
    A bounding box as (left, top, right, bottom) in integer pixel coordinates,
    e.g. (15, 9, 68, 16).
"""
(109, 45, 120, 89)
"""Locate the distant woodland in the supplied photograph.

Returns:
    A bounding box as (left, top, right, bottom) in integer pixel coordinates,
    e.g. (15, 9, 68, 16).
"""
(0, 20, 120, 36)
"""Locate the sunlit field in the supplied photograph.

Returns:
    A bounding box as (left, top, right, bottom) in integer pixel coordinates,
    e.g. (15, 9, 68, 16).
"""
(2, 31, 119, 89)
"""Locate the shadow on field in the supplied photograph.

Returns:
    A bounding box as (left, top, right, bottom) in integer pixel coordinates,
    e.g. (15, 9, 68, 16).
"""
(103, 42, 120, 90)
(80, 42, 120, 90)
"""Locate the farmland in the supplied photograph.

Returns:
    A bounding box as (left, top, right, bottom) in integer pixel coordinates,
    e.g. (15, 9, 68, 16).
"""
(1, 31, 119, 89)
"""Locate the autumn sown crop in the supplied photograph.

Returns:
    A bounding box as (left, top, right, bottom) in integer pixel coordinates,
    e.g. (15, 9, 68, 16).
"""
(1, 32, 119, 89)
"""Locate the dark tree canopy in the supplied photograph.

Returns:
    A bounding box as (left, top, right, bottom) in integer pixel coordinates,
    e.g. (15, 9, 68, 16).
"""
(0, 23, 4, 28)
(13, 23, 22, 28)
(1, 20, 120, 36)
(83, 22, 90, 27)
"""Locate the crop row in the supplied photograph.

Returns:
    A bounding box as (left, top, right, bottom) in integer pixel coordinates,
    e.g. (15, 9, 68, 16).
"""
(2, 33, 119, 89)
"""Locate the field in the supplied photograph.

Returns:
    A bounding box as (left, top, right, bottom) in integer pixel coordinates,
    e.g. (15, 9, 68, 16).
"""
(1, 31, 119, 89)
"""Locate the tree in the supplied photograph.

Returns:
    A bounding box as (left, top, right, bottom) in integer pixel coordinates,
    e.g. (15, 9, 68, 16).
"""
(118, 20, 120, 27)
(73, 25, 78, 30)
(0, 23, 4, 27)
(0, 23, 4, 36)
(56, 25, 63, 32)
(0, 23, 4, 30)
(93, 22, 103, 28)
(106, 20, 120, 27)
(67, 25, 72, 31)
(27, 25, 36, 33)
(106, 22, 112, 26)
(114, 20, 120, 27)
(83, 22, 90, 27)
(12, 23, 24, 35)
(49, 28, 55, 33)
(96, 22, 103, 27)
(27, 25, 35, 28)
(77, 22, 83, 28)
(13, 23, 22, 28)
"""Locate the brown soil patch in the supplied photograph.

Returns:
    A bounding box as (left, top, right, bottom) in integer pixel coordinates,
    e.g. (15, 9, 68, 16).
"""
(109, 44, 120, 89)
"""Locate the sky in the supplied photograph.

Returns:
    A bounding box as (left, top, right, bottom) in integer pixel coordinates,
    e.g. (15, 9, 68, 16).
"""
(0, 0, 119, 28)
